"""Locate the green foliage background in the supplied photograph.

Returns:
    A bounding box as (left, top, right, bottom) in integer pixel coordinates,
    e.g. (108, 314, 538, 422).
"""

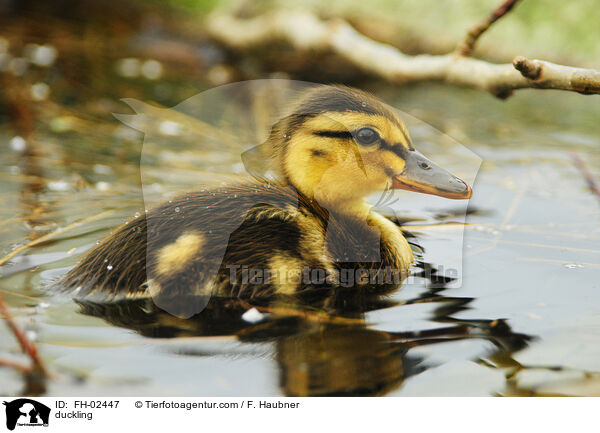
(158, 0, 600, 68)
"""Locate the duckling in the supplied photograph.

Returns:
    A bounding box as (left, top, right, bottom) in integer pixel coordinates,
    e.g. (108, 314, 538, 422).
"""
(59, 85, 472, 317)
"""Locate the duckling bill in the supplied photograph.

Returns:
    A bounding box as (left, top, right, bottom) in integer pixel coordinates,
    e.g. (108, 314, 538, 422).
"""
(59, 85, 472, 316)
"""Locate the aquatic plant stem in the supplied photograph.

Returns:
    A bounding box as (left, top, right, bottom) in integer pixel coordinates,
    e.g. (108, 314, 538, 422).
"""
(571, 153, 600, 204)
(0, 210, 114, 267)
(0, 357, 34, 374)
(0, 210, 115, 378)
(0, 293, 47, 376)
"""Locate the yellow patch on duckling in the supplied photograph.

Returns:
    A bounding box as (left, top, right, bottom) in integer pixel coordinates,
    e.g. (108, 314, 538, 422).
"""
(269, 253, 303, 295)
(156, 231, 204, 275)
(146, 279, 162, 297)
(295, 211, 336, 274)
(368, 212, 414, 271)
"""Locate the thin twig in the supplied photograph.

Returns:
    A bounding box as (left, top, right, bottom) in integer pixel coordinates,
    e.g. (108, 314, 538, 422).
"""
(571, 152, 600, 204)
(455, 0, 522, 57)
(0, 294, 47, 375)
(0, 210, 114, 268)
(206, 8, 600, 98)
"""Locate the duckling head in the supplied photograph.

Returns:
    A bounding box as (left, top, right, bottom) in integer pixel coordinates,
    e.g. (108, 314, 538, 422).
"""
(243, 85, 472, 210)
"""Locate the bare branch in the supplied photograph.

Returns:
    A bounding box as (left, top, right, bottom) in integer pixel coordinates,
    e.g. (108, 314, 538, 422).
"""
(455, 0, 522, 57)
(513, 56, 600, 94)
(206, 11, 600, 98)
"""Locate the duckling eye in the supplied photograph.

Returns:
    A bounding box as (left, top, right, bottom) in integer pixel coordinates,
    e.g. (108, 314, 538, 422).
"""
(355, 128, 379, 146)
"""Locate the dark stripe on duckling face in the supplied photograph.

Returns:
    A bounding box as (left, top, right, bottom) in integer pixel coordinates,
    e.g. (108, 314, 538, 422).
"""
(312, 130, 409, 155)
(389, 142, 410, 158)
(313, 130, 353, 139)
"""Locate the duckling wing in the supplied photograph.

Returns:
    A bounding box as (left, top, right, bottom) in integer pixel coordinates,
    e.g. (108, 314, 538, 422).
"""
(58, 183, 311, 317)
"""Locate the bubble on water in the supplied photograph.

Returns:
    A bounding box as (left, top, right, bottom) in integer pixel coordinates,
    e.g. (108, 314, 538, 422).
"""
(361, 101, 367, 107)
(26, 330, 37, 342)
(174, 207, 180, 213)
(50, 116, 75, 132)
(141, 59, 162, 80)
(241, 308, 265, 324)
(564, 263, 584, 269)
(114, 124, 141, 141)
(134, 212, 140, 218)
(0, 52, 11, 71)
(106, 265, 113, 270)
(9, 136, 26, 152)
(48, 180, 70, 191)
(159, 120, 182, 136)
(9, 57, 28, 76)
(95, 181, 110, 191)
(93, 164, 113, 175)
(207, 64, 233, 85)
(116, 58, 141, 77)
(29, 44, 58, 67)
(30, 82, 50, 101)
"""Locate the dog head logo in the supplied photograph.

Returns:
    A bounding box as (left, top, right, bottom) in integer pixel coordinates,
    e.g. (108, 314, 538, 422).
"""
(3, 399, 50, 430)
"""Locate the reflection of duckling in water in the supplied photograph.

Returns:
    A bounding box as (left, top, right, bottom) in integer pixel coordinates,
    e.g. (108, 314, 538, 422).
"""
(76, 290, 530, 396)
(59, 85, 471, 315)
(277, 325, 408, 396)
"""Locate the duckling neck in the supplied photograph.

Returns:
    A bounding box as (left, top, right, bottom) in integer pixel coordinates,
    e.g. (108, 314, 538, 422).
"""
(312, 196, 372, 220)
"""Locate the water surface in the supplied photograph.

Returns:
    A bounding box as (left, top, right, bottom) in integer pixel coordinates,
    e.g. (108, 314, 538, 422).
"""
(1, 82, 599, 396)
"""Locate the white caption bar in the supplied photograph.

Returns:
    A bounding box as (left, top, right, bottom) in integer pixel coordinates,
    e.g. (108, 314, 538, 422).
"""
(0, 397, 596, 432)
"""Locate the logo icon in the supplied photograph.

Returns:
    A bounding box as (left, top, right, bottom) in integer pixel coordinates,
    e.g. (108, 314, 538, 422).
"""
(3, 399, 50, 431)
